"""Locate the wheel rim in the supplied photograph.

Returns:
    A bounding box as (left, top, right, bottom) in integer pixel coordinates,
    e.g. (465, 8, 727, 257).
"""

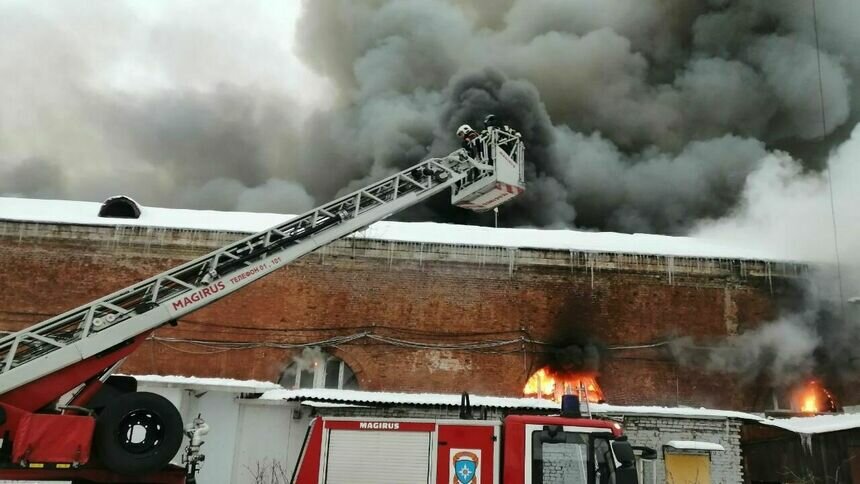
(115, 408, 166, 454)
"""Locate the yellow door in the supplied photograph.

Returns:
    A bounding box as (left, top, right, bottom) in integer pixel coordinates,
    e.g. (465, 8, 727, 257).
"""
(665, 453, 710, 484)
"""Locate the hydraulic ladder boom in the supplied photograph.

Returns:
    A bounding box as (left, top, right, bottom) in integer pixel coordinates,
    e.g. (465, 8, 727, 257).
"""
(0, 131, 525, 399)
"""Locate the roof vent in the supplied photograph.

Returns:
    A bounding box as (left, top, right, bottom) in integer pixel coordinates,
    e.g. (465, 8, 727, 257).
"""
(99, 196, 141, 219)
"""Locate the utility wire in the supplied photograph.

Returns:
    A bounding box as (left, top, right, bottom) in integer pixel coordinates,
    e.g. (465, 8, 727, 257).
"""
(177, 318, 530, 338)
(812, 0, 847, 317)
(149, 331, 676, 355)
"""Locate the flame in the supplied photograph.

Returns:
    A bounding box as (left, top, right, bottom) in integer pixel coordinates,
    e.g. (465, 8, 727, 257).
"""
(801, 392, 818, 413)
(523, 367, 604, 403)
(793, 380, 836, 414)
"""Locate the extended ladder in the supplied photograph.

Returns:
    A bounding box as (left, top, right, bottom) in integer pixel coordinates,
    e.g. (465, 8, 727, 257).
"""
(0, 135, 524, 395)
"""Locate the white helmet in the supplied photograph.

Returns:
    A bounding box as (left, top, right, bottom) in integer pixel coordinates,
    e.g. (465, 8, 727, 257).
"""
(456, 124, 473, 139)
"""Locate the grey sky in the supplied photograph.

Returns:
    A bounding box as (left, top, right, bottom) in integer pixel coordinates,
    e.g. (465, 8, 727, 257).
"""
(0, 0, 857, 236)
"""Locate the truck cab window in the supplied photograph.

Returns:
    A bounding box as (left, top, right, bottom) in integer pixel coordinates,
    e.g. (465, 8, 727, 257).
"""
(593, 437, 614, 484)
(532, 429, 589, 484)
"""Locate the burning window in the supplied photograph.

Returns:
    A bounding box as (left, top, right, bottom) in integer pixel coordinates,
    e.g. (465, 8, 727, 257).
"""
(280, 348, 358, 390)
(523, 368, 605, 403)
(791, 380, 838, 413)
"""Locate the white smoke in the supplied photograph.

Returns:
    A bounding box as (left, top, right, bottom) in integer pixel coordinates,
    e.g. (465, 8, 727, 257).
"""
(680, 124, 860, 385)
(694, 123, 860, 292)
(279, 347, 328, 388)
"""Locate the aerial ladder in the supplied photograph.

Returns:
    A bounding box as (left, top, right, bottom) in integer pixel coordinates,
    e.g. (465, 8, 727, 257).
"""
(0, 124, 525, 482)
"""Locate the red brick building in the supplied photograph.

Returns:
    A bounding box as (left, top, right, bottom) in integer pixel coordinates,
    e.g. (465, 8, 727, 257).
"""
(0, 198, 806, 410)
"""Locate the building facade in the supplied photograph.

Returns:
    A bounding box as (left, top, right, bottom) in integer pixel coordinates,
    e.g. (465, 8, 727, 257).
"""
(0, 200, 807, 410)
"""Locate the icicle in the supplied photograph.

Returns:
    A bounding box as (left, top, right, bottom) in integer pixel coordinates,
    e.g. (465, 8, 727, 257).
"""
(766, 261, 773, 293)
(590, 254, 595, 290)
(111, 225, 121, 249)
(386, 240, 393, 269)
(800, 433, 813, 455)
(144, 227, 152, 255)
(666, 256, 675, 285)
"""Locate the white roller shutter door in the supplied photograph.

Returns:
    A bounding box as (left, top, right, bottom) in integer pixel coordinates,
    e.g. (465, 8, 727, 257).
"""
(324, 429, 432, 484)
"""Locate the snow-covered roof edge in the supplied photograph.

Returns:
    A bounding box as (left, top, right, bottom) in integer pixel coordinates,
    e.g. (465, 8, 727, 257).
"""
(259, 388, 765, 420)
(128, 374, 282, 393)
(0, 196, 794, 262)
(124, 375, 860, 432)
(259, 388, 558, 410)
(665, 441, 725, 451)
(760, 413, 860, 435)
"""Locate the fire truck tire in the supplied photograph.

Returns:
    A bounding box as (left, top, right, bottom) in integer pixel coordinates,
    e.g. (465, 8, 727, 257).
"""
(94, 391, 184, 475)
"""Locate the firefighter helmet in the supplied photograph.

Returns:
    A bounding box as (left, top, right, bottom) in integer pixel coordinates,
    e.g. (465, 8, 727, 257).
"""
(456, 124, 473, 139)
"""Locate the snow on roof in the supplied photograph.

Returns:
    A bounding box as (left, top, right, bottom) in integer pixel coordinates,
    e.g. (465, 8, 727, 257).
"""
(129, 374, 282, 393)
(665, 440, 725, 451)
(121, 377, 860, 432)
(588, 403, 763, 421)
(762, 413, 860, 435)
(259, 388, 560, 410)
(0, 196, 787, 261)
(259, 388, 764, 420)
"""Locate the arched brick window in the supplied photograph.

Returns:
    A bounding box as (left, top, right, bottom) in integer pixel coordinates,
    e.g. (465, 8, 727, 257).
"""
(280, 349, 358, 390)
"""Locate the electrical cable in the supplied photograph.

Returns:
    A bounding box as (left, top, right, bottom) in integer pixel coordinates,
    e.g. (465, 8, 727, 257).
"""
(176, 318, 529, 338)
(812, 0, 848, 317)
(149, 330, 677, 355)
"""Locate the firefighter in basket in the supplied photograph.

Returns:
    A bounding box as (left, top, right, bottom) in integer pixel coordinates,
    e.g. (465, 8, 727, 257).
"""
(456, 124, 483, 160)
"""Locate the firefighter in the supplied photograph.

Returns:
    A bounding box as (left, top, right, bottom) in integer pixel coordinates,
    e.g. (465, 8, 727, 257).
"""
(483, 114, 498, 129)
(456, 124, 483, 159)
(499, 122, 521, 157)
(480, 114, 499, 164)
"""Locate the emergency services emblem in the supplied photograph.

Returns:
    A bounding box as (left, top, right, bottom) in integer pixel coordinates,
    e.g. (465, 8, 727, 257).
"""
(450, 449, 480, 484)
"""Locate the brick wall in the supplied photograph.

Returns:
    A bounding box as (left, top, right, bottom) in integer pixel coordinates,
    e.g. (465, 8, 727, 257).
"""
(618, 415, 744, 484)
(541, 443, 589, 483)
(0, 221, 805, 409)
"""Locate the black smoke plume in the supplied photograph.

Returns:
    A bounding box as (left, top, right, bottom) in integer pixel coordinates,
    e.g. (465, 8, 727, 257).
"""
(542, 341, 604, 378)
(2, 1, 859, 235)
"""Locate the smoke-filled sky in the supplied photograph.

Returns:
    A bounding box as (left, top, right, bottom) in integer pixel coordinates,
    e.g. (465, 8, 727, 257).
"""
(2, 0, 860, 392)
(1, 0, 857, 236)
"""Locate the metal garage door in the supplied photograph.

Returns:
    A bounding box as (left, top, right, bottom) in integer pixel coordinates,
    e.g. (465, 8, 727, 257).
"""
(324, 429, 432, 484)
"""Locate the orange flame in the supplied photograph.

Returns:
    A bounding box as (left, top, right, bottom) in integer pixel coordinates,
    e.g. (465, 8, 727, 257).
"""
(794, 380, 836, 414)
(523, 367, 604, 403)
(801, 392, 818, 413)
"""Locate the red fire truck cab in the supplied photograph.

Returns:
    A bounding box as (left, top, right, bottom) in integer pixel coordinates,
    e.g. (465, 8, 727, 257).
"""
(291, 400, 654, 484)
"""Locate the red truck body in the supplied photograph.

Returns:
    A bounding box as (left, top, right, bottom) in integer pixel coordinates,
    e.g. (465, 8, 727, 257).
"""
(291, 414, 638, 484)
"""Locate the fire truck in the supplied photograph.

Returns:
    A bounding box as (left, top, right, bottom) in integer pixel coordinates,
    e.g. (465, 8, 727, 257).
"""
(290, 395, 656, 484)
(0, 124, 527, 482)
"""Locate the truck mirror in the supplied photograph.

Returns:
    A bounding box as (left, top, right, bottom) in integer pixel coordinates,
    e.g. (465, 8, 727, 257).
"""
(611, 440, 636, 465)
(611, 441, 640, 484)
(632, 445, 658, 460)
